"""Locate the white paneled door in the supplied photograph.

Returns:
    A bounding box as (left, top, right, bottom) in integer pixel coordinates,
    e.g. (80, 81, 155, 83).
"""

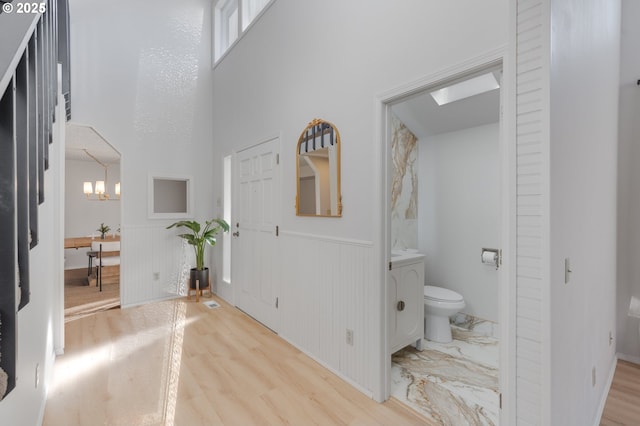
(232, 137, 280, 332)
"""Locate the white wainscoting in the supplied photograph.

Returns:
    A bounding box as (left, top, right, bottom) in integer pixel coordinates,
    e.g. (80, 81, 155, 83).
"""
(278, 231, 377, 397)
(515, 0, 548, 423)
(121, 225, 191, 307)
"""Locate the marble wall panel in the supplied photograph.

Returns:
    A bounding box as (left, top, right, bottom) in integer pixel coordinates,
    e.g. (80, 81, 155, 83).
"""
(391, 114, 418, 250)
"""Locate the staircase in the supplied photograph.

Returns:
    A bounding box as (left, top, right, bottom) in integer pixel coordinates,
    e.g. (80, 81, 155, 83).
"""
(0, 0, 67, 399)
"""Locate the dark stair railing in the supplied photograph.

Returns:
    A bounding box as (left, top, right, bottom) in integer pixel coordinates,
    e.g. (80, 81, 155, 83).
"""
(0, 0, 69, 400)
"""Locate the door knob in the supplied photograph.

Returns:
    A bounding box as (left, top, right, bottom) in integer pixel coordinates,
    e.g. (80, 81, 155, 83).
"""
(397, 301, 405, 311)
(232, 231, 240, 237)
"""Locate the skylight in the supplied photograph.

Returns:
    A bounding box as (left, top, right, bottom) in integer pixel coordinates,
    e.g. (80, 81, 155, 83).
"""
(430, 72, 500, 106)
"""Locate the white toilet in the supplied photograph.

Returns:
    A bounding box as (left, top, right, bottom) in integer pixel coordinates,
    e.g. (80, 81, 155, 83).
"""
(423, 285, 465, 343)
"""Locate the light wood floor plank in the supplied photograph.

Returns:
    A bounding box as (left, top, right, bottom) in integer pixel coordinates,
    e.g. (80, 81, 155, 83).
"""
(44, 297, 429, 426)
(64, 268, 120, 321)
(601, 360, 640, 426)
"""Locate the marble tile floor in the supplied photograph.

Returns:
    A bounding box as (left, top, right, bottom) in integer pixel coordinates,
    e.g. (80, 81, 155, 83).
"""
(391, 325, 499, 426)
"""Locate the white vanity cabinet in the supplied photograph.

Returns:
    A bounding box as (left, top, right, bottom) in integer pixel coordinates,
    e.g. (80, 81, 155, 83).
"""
(389, 252, 424, 354)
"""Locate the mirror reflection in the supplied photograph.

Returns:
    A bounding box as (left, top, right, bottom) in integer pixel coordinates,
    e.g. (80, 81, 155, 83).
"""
(296, 119, 342, 217)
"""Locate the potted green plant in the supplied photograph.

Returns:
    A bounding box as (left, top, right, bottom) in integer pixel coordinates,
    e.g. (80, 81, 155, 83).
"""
(166, 218, 229, 291)
(97, 223, 111, 239)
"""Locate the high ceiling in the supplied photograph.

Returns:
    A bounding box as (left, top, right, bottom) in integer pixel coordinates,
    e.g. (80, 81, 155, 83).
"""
(391, 83, 500, 139)
(65, 123, 120, 164)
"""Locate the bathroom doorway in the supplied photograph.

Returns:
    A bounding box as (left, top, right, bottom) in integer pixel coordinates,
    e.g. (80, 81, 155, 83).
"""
(381, 56, 512, 425)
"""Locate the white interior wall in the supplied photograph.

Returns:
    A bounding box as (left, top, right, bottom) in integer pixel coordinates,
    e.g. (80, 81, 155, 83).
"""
(616, 0, 640, 362)
(68, 0, 216, 306)
(64, 159, 121, 269)
(418, 123, 500, 323)
(212, 0, 507, 243)
(212, 0, 507, 401)
(548, 0, 620, 424)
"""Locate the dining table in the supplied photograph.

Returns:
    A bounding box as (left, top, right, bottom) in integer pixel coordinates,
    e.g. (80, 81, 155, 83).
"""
(64, 235, 120, 249)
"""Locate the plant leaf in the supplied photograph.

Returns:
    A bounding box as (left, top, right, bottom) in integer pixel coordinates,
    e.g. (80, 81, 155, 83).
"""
(214, 218, 230, 232)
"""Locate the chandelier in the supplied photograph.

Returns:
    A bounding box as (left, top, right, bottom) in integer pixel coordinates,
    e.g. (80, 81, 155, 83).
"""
(82, 149, 120, 201)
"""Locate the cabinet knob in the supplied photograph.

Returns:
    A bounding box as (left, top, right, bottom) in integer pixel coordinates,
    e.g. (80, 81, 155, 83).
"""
(397, 301, 405, 311)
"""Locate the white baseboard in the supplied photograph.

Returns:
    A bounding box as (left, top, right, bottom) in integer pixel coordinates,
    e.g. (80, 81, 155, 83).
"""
(593, 355, 618, 426)
(278, 332, 375, 400)
(39, 346, 60, 426)
(616, 352, 640, 365)
(120, 293, 181, 309)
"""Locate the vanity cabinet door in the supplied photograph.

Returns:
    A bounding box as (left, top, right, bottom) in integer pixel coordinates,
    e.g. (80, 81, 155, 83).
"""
(396, 267, 422, 341)
(389, 269, 401, 350)
(390, 261, 424, 353)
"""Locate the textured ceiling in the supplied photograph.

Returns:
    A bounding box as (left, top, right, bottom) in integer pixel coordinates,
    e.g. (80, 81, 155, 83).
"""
(65, 123, 120, 164)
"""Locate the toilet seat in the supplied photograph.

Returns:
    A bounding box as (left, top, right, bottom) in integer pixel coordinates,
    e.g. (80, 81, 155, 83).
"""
(424, 285, 463, 303)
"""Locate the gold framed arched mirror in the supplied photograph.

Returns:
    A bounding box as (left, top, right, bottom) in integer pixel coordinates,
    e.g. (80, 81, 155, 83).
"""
(296, 118, 342, 217)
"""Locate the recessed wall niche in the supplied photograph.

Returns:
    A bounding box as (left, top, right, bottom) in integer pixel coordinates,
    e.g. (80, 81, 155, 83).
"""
(148, 174, 194, 219)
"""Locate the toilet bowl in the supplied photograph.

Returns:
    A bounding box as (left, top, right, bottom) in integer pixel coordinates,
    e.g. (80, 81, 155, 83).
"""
(424, 285, 465, 343)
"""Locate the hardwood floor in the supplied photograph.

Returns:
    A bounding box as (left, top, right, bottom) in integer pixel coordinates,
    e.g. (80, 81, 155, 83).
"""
(601, 360, 640, 425)
(45, 293, 640, 425)
(43, 297, 429, 426)
(64, 268, 120, 322)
